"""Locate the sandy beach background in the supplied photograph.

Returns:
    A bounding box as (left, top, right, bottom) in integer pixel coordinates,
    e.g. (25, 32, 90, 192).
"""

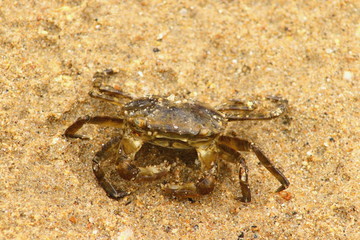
(1, 0, 359, 239)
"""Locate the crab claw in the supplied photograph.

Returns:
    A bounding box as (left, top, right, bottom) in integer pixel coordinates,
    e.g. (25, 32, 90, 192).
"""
(162, 175, 215, 198)
(162, 183, 200, 199)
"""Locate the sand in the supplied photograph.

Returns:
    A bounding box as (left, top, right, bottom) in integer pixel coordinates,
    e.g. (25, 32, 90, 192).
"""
(1, 0, 359, 239)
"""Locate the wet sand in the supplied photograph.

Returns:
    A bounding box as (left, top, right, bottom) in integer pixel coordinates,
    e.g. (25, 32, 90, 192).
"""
(1, 1, 359, 239)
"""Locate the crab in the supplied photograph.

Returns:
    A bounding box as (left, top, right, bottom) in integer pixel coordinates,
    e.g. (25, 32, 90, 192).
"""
(65, 70, 290, 202)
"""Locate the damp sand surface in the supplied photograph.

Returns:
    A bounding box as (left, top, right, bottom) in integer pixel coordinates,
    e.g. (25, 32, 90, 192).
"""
(1, 1, 359, 239)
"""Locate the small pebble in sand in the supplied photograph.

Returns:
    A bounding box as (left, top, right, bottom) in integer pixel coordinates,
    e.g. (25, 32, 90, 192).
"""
(343, 71, 353, 81)
(115, 227, 134, 240)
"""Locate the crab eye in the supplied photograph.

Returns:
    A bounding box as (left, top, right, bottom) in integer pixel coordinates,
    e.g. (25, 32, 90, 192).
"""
(198, 128, 210, 136)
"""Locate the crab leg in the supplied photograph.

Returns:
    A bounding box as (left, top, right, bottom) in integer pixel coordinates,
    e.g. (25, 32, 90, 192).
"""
(216, 99, 258, 111)
(218, 144, 251, 202)
(64, 116, 124, 139)
(90, 69, 133, 106)
(218, 136, 290, 193)
(89, 90, 132, 106)
(219, 96, 288, 121)
(93, 136, 129, 199)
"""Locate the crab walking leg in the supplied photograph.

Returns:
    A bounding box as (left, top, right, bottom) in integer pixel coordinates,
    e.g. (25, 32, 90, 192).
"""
(238, 160, 251, 202)
(65, 116, 125, 139)
(94, 85, 133, 99)
(218, 136, 290, 193)
(216, 99, 258, 111)
(89, 90, 132, 107)
(163, 143, 218, 198)
(219, 144, 251, 202)
(221, 96, 288, 121)
(93, 136, 129, 199)
(90, 70, 133, 105)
